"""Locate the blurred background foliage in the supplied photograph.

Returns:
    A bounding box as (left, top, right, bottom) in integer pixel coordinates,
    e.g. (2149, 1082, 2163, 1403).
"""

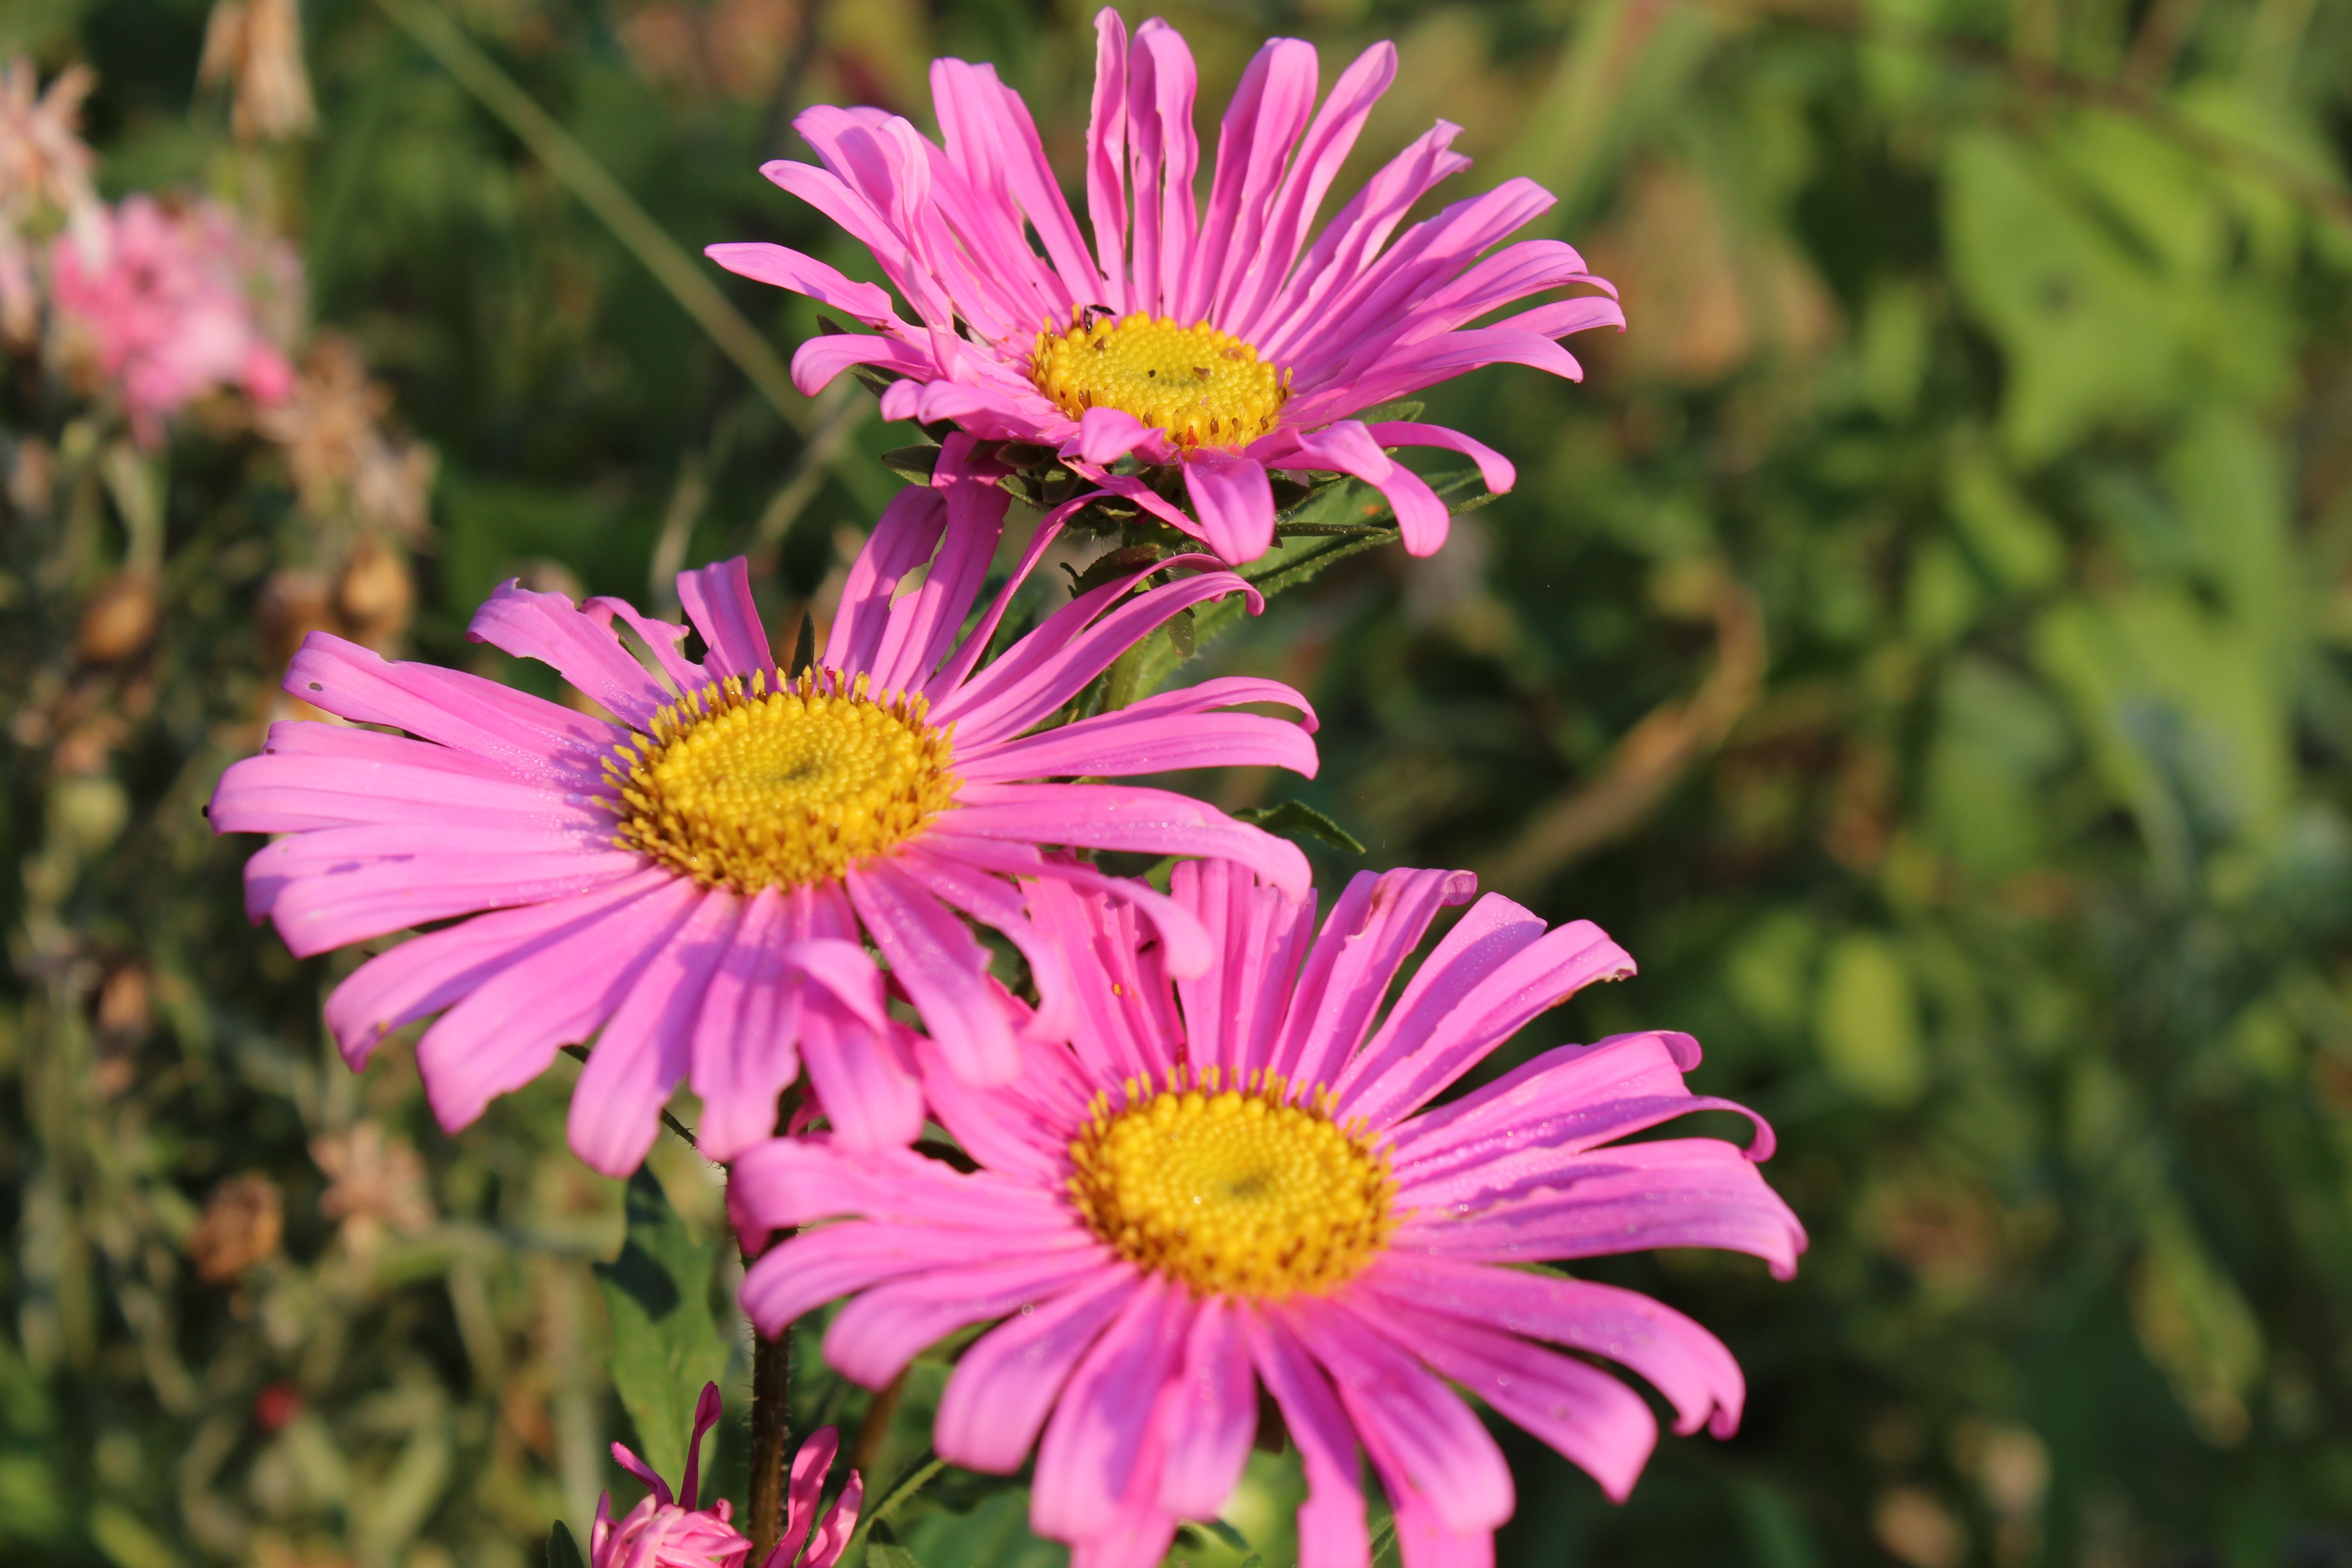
(3, 0, 2352, 1563)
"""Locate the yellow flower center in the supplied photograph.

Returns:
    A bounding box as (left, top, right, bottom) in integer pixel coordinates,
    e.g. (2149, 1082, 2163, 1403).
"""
(1029, 310, 1291, 448)
(606, 670, 957, 892)
(1068, 1068, 1396, 1298)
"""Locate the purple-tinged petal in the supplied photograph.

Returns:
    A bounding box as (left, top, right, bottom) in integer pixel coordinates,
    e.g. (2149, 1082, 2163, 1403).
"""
(1241, 1309, 1369, 1568)
(467, 581, 673, 728)
(845, 858, 1020, 1084)
(1085, 10, 1131, 314)
(949, 782, 1309, 897)
(1364, 421, 1516, 496)
(1271, 866, 1477, 1089)
(934, 1264, 1142, 1473)
(824, 1247, 1120, 1390)
(567, 888, 743, 1176)
(1182, 450, 1277, 564)
(1169, 859, 1316, 1081)
(705, 241, 905, 327)
(1156, 1297, 1255, 1516)
(1078, 406, 1155, 465)
(1034, 1277, 1194, 1539)
(798, 1003, 925, 1152)
(823, 485, 948, 679)
(676, 557, 774, 681)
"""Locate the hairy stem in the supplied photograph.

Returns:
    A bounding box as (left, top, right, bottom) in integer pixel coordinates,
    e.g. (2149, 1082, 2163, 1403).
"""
(746, 1325, 792, 1558)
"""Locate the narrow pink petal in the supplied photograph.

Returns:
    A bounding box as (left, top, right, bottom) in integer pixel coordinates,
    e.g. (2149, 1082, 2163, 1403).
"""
(867, 436, 1009, 693)
(798, 1002, 925, 1152)
(1170, 859, 1316, 1081)
(931, 59, 1106, 313)
(1156, 1297, 1254, 1516)
(1034, 1279, 1194, 1540)
(1182, 451, 1277, 564)
(680, 1382, 723, 1510)
(1085, 9, 1131, 314)
(1490, 294, 1626, 338)
(1363, 421, 1515, 495)
(1351, 1295, 1657, 1504)
(676, 557, 774, 681)
(466, 581, 674, 728)
(738, 1221, 1022, 1338)
(412, 876, 704, 1132)
(1328, 890, 1544, 1109)
(1255, 122, 1470, 355)
(823, 485, 948, 679)
(909, 1031, 1094, 1189)
(1121, 21, 1199, 318)
(1400, 1137, 1809, 1279)
(949, 782, 1310, 897)
(567, 889, 743, 1176)
(1271, 867, 1477, 1090)
(790, 331, 938, 397)
(1022, 874, 1183, 1083)
(1241, 1309, 1368, 1568)
(889, 840, 1076, 1042)
(1078, 406, 1154, 465)
(583, 596, 705, 691)
(1068, 1512, 1180, 1568)
(282, 632, 626, 783)
(254, 837, 646, 957)
(934, 1264, 1142, 1473)
(845, 858, 1020, 1083)
(705, 241, 905, 327)
(770, 1426, 840, 1568)
(824, 1247, 1121, 1389)
(1338, 915, 1635, 1128)
(690, 888, 802, 1164)
(1288, 326, 1586, 420)
(1186, 37, 1319, 326)
(1363, 1252, 1744, 1439)
(959, 707, 1316, 785)
(1022, 851, 1215, 982)
(803, 1472, 862, 1568)
(1278, 1299, 1513, 1535)
(321, 869, 676, 1069)
(212, 750, 597, 835)
(925, 491, 1089, 698)
(727, 1137, 1074, 1236)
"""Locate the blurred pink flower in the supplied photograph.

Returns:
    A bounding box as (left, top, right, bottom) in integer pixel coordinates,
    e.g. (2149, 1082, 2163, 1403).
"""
(48, 194, 298, 443)
(730, 862, 1806, 1568)
(210, 438, 1316, 1176)
(593, 1384, 862, 1568)
(709, 7, 1621, 564)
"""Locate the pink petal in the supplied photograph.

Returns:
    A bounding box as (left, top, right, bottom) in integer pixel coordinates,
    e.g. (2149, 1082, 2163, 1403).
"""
(583, 595, 705, 692)
(1022, 874, 1184, 1084)
(934, 1264, 1142, 1473)
(845, 858, 1019, 1083)
(412, 876, 705, 1132)
(1078, 405, 1154, 465)
(925, 491, 1090, 698)
(823, 1246, 1121, 1389)
(705, 241, 905, 328)
(252, 834, 646, 957)
(1363, 421, 1516, 497)
(1156, 1297, 1255, 1516)
(211, 749, 597, 835)
(770, 1426, 841, 1568)
(1085, 10, 1131, 315)
(728, 1137, 1073, 1235)
(1362, 1252, 1744, 1440)
(1122, 20, 1199, 318)
(948, 782, 1309, 897)
(1337, 914, 1635, 1128)
(1169, 858, 1316, 1081)
(823, 485, 948, 680)
(1185, 36, 1319, 325)
(1401, 1137, 1809, 1280)
(889, 841, 1077, 1042)
(1241, 1309, 1369, 1568)
(675, 557, 775, 681)
(567, 888, 743, 1176)
(738, 1221, 1028, 1339)
(1182, 450, 1277, 564)
(867, 436, 1009, 693)
(466, 580, 674, 728)
(798, 1002, 925, 1152)
(1255, 122, 1470, 357)
(1034, 1277, 1196, 1540)
(791, 331, 939, 397)
(1278, 1298, 1513, 1535)
(909, 1030, 1095, 1189)
(321, 869, 676, 1069)
(1270, 866, 1477, 1090)
(690, 887, 804, 1164)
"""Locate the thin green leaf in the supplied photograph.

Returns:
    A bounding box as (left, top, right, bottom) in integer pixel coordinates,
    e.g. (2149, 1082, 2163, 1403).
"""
(842, 1451, 945, 1566)
(547, 1521, 588, 1568)
(1181, 1518, 1254, 1552)
(1234, 799, 1367, 855)
(592, 1170, 728, 1484)
(878, 446, 942, 485)
(1352, 399, 1427, 425)
(867, 1544, 923, 1568)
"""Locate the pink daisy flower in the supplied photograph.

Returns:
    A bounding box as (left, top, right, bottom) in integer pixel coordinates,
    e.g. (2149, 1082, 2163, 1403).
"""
(592, 1383, 861, 1568)
(209, 437, 1315, 1174)
(47, 193, 297, 446)
(728, 862, 1808, 1568)
(707, 8, 1622, 565)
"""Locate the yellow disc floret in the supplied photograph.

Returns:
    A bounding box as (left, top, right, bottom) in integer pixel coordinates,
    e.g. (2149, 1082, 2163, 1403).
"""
(1068, 1066, 1397, 1298)
(606, 669, 956, 892)
(1029, 309, 1291, 448)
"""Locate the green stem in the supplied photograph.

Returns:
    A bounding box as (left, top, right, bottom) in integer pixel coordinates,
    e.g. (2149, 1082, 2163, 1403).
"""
(371, 0, 812, 431)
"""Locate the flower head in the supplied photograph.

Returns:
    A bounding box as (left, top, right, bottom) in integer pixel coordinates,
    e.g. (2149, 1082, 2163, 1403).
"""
(729, 862, 1805, 1568)
(708, 8, 1621, 564)
(211, 439, 1317, 1175)
(48, 193, 299, 444)
(593, 1384, 862, 1568)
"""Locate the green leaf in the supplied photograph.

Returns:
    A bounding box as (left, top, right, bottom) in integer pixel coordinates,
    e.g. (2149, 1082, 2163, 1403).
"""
(593, 1169, 728, 1485)
(1815, 933, 1928, 1106)
(547, 1520, 588, 1568)
(1234, 800, 1366, 855)
(879, 445, 942, 485)
(1181, 1518, 1253, 1553)
(868, 1544, 924, 1568)
(1351, 399, 1426, 426)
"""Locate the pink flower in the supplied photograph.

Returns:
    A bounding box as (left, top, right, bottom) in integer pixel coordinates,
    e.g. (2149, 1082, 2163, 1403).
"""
(728, 862, 1806, 1568)
(592, 1383, 862, 1568)
(210, 438, 1317, 1175)
(47, 193, 298, 444)
(707, 8, 1622, 565)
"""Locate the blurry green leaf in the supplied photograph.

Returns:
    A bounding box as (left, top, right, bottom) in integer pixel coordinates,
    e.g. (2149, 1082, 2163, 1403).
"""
(548, 1520, 588, 1568)
(879, 446, 942, 485)
(1731, 1478, 1824, 1568)
(1816, 933, 1928, 1106)
(2130, 1200, 2264, 1446)
(1945, 448, 2063, 592)
(593, 1170, 727, 1485)
(1725, 911, 1819, 1037)
(1923, 657, 2070, 878)
(1182, 1518, 1253, 1552)
(1233, 801, 1366, 855)
(870, 1544, 925, 1568)
(1904, 538, 1980, 646)
(87, 1504, 176, 1568)
(1352, 400, 1426, 425)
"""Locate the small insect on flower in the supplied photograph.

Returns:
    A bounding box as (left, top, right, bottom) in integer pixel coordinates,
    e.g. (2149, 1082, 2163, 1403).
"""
(707, 7, 1622, 564)
(592, 1384, 862, 1568)
(729, 862, 1808, 1568)
(210, 438, 1318, 1176)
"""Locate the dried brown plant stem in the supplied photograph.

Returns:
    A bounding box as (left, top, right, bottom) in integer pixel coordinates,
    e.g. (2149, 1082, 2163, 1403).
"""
(747, 1323, 793, 1558)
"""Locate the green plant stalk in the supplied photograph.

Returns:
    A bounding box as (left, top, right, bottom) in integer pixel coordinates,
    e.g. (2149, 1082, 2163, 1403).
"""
(372, 0, 812, 431)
